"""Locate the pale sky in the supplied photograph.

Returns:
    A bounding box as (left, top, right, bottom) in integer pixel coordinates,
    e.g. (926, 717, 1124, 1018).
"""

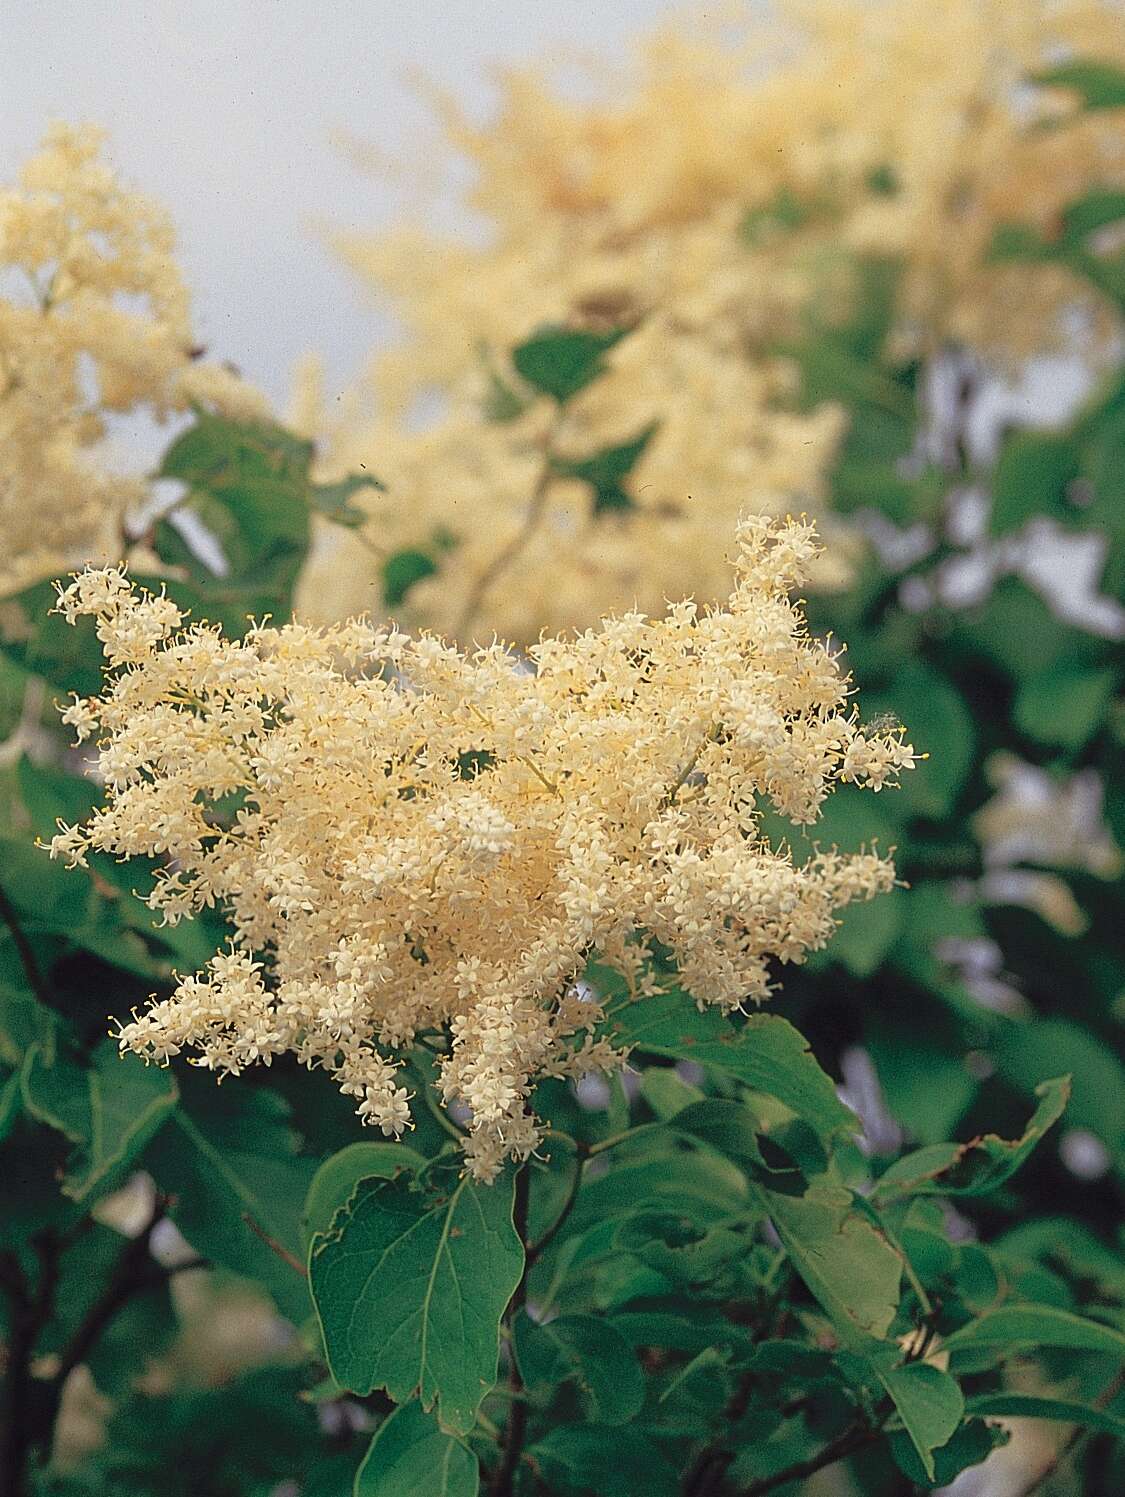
(1, 0, 679, 412)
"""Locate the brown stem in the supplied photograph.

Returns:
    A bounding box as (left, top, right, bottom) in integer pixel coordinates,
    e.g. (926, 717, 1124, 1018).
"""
(526, 1153, 583, 1267)
(0, 1234, 61, 1497)
(735, 1422, 878, 1497)
(492, 1165, 532, 1497)
(456, 418, 564, 642)
(240, 1211, 308, 1278)
(682, 1370, 758, 1496)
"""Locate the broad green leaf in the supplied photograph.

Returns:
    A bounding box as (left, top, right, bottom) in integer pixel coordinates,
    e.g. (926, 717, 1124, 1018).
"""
(890, 1417, 1009, 1490)
(515, 1312, 645, 1425)
(990, 431, 1079, 534)
(595, 976, 854, 1144)
(310, 1162, 523, 1433)
(21, 1040, 178, 1203)
(873, 1076, 1070, 1200)
(757, 1183, 902, 1349)
(512, 324, 633, 404)
(1013, 663, 1116, 750)
(1033, 59, 1125, 110)
(609, 1306, 742, 1354)
(944, 1304, 1125, 1359)
(551, 422, 658, 515)
(879, 1363, 964, 1481)
(144, 1077, 316, 1323)
(382, 549, 438, 607)
(965, 1393, 1125, 1439)
(302, 1140, 425, 1244)
(354, 1401, 478, 1497)
(529, 1424, 679, 1497)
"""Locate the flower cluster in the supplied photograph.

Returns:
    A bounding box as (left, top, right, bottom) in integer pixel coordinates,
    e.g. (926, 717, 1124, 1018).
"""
(51, 518, 913, 1178)
(0, 124, 266, 591)
(297, 0, 1123, 642)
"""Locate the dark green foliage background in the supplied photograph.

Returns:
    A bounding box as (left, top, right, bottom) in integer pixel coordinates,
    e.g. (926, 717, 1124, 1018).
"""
(1, 61, 1123, 1497)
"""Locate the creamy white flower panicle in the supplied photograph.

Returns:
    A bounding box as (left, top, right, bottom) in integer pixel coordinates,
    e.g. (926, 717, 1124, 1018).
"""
(51, 518, 914, 1180)
(0, 125, 267, 591)
(298, 0, 1124, 643)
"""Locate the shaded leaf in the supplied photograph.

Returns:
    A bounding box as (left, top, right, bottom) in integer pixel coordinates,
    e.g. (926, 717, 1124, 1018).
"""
(596, 976, 854, 1144)
(1033, 59, 1125, 110)
(382, 549, 439, 608)
(551, 422, 658, 516)
(311, 472, 384, 528)
(880, 1363, 964, 1481)
(144, 1077, 316, 1323)
(965, 1393, 1125, 1439)
(21, 1040, 178, 1203)
(873, 1076, 1070, 1200)
(943, 1304, 1125, 1359)
(515, 1312, 645, 1425)
(530, 1424, 679, 1497)
(302, 1140, 425, 1244)
(890, 1416, 1009, 1490)
(354, 1401, 478, 1497)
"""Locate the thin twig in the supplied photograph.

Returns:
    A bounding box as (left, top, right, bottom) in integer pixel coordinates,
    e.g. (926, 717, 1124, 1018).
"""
(735, 1421, 878, 1497)
(526, 1154, 583, 1266)
(0, 1233, 61, 1497)
(241, 1211, 308, 1278)
(492, 1166, 532, 1497)
(456, 415, 565, 641)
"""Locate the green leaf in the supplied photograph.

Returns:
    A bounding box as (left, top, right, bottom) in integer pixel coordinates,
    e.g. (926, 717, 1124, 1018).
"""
(758, 1183, 902, 1349)
(311, 472, 384, 528)
(1061, 189, 1125, 243)
(302, 1140, 425, 1244)
(943, 1304, 1125, 1359)
(310, 1162, 523, 1434)
(512, 325, 634, 404)
(354, 1401, 478, 1497)
(529, 1425, 679, 1497)
(0, 1069, 21, 1143)
(990, 431, 1080, 534)
(965, 1393, 1125, 1439)
(153, 411, 314, 628)
(144, 1077, 316, 1323)
(551, 422, 658, 516)
(890, 1417, 1009, 1490)
(994, 1021, 1125, 1156)
(595, 976, 854, 1144)
(21, 1040, 178, 1203)
(1033, 59, 1125, 110)
(873, 1076, 1070, 1201)
(865, 665, 975, 818)
(515, 1312, 645, 1425)
(382, 549, 439, 608)
(880, 1363, 964, 1481)
(1013, 663, 1117, 750)
(482, 367, 530, 423)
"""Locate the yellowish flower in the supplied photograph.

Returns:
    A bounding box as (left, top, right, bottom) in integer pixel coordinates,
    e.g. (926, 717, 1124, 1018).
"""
(53, 517, 913, 1178)
(0, 124, 267, 592)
